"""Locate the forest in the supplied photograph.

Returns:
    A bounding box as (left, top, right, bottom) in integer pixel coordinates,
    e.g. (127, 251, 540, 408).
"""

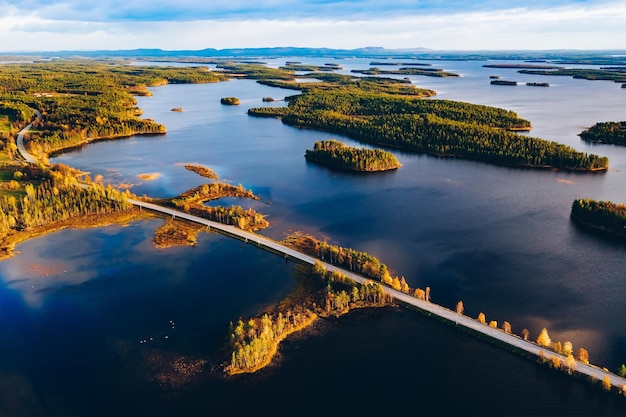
(304, 139, 401, 172)
(570, 198, 626, 238)
(249, 89, 608, 171)
(579, 121, 626, 145)
(0, 60, 227, 156)
(0, 163, 133, 257)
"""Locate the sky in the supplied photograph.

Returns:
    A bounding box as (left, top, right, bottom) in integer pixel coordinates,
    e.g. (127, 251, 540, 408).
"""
(0, 0, 625, 52)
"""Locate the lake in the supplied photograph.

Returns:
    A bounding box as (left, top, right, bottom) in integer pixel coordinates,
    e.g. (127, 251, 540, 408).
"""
(2, 57, 626, 415)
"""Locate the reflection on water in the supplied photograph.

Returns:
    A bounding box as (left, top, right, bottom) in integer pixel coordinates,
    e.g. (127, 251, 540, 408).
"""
(3, 57, 626, 415)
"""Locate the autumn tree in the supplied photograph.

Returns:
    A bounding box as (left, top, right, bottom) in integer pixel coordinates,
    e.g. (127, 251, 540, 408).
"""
(456, 301, 464, 315)
(413, 288, 425, 300)
(521, 328, 530, 341)
(602, 375, 612, 391)
(489, 320, 498, 329)
(502, 321, 511, 334)
(565, 355, 577, 375)
(550, 356, 561, 369)
(563, 341, 573, 356)
(577, 347, 589, 364)
(554, 341, 563, 354)
(536, 328, 551, 347)
(477, 312, 486, 324)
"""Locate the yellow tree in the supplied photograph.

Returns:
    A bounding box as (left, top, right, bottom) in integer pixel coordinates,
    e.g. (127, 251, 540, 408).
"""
(563, 341, 573, 356)
(536, 328, 551, 347)
(477, 312, 486, 324)
(554, 341, 563, 354)
(577, 347, 589, 364)
(602, 375, 612, 391)
(489, 320, 498, 329)
(456, 301, 464, 315)
(565, 355, 577, 375)
(502, 321, 511, 334)
(521, 328, 530, 340)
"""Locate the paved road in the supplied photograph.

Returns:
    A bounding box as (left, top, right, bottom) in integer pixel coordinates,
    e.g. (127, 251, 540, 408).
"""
(131, 199, 626, 389)
(14, 115, 626, 390)
(15, 110, 41, 164)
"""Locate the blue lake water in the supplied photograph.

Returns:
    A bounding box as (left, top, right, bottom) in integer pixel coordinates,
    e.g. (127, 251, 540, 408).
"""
(2, 58, 626, 415)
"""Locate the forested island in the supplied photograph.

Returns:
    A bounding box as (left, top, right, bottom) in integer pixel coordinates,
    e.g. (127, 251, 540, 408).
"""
(249, 88, 608, 171)
(579, 122, 626, 145)
(304, 139, 401, 172)
(351, 66, 459, 78)
(491, 80, 517, 86)
(571, 198, 626, 239)
(518, 68, 626, 85)
(220, 97, 240, 105)
(154, 182, 268, 232)
(483, 64, 562, 69)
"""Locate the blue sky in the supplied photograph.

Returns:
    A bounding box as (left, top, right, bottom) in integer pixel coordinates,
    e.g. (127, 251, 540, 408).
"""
(0, 0, 624, 52)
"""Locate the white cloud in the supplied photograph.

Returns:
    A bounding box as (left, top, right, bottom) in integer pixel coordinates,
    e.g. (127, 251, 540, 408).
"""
(0, 2, 625, 52)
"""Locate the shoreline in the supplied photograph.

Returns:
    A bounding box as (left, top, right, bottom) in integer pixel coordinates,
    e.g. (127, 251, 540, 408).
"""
(0, 208, 155, 261)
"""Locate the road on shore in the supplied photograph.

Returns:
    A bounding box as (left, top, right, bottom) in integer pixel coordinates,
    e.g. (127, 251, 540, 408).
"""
(14, 113, 626, 391)
(15, 110, 41, 164)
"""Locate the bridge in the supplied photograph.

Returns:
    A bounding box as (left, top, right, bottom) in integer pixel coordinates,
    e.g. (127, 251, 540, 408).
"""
(14, 113, 626, 391)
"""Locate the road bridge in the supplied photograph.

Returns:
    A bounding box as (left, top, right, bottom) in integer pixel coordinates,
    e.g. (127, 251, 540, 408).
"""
(14, 112, 626, 391)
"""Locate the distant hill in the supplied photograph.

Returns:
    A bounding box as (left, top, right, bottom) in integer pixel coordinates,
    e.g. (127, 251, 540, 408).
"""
(3, 46, 626, 62)
(6, 46, 432, 59)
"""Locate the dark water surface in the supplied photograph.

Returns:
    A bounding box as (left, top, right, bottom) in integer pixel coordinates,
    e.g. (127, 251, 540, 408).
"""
(2, 58, 626, 415)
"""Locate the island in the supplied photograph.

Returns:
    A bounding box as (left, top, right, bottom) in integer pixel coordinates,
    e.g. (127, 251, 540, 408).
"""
(249, 87, 608, 171)
(351, 66, 460, 78)
(184, 163, 219, 179)
(518, 68, 626, 85)
(483, 64, 562, 69)
(220, 97, 240, 105)
(304, 139, 401, 172)
(570, 198, 626, 239)
(579, 121, 626, 145)
(490, 80, 517, 85)
(152, 182, 268, 232)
